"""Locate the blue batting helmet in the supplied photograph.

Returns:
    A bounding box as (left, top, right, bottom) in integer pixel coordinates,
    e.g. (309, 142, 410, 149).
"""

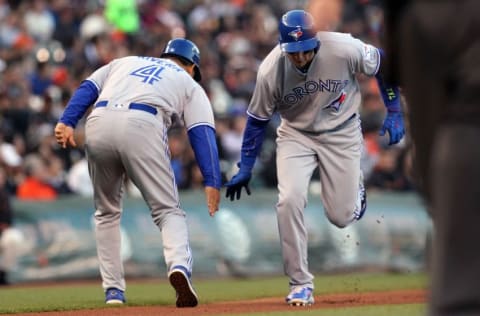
(278, 10, 319, 53)
(161, 38, 202, 82)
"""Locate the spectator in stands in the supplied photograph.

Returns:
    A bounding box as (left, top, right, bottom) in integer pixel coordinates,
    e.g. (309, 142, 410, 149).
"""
(220, 105, 247, 163)
(0, 141, 23, 195)
(66, 156, 92, 196)
(16, 154, 57, 200)
(0, 167, 15, 285)
(28, 62, 53, 96)
(0, 0, 410, 197)
(168, 127, 193, 190)
(23, 0, 55, 44)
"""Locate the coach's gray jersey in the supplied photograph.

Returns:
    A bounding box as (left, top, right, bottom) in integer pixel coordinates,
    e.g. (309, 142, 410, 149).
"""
(247, 32, 380, 132)
(87, 56, 215, 130)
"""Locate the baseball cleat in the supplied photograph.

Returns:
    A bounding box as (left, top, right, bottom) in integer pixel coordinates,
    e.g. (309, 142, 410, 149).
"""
(168, 266, 199, 308)
(105, 287, 126, 304)
(290, 301, 311, 306)
(285, 286, 314, 306)
(354, 180, 367, 220)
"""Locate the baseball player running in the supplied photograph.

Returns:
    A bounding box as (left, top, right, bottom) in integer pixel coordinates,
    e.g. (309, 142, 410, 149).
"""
(225, 9, 404, 306)
(54, 38, 221, 307)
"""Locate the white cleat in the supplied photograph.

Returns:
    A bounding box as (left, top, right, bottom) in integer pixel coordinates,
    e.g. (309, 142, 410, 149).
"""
(285, 286, 314, 306)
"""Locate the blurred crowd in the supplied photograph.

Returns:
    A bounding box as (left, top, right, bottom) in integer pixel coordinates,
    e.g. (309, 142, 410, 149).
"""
(0, 0, 415, 202)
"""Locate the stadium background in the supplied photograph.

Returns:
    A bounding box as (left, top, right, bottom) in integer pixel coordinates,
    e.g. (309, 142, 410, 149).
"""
(0, 0, 428, 284)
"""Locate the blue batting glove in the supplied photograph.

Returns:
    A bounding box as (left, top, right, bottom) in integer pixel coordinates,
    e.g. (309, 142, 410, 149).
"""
(379, 111, 405, 145)
(224, 169, 252, 201)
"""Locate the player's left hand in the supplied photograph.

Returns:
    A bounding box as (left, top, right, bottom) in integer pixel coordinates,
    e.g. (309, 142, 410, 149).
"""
(54, 122, 77, 148)
(379, 110, 405, 145)
(205, 186, 220, 217)
(224, 170, 252, 201)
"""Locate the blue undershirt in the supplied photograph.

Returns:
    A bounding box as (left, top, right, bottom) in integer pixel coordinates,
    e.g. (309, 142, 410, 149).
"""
(238, 116, 269, 172)
(187, 125, 222, 189)
(375, 48, 401, 112)
(59, 80, 99, 127)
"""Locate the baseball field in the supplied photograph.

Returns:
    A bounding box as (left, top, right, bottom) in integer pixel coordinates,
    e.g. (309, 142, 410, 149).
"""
(0, 272, 427, 315)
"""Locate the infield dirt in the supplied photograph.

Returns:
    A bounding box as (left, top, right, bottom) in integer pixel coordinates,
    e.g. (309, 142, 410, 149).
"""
(8, 289, 425, 316)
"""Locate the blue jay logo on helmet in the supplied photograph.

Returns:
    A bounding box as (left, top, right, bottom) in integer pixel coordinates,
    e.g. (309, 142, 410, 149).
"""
(288, 27, 304, 41)
(279, 10, 320, 53)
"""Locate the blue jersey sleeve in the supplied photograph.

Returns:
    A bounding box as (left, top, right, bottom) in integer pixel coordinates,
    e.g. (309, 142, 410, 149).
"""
(59, 80, 99, 127)
(187, 125, 222, 189)
(376, 48, 401, 112)
(239, 116, 269, 172)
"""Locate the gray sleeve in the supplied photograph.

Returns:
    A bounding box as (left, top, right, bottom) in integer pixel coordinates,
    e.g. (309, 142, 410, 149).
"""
(348, 38, 381, 76)
(184, 85, 215, 130)
(246, 72, 276, 120)
(86, 62, 113, 90)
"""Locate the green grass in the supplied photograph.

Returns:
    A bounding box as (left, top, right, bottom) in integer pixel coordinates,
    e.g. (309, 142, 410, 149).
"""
(0, 272, 427, 314)
(223, 304, 426, 316)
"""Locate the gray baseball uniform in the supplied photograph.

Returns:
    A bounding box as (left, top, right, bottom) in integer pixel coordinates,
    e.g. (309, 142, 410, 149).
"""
(84, 56, 215, 292)
(247, 32, 380, 288)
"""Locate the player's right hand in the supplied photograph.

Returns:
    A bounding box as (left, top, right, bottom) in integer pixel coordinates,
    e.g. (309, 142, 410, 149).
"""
(224, 170, 252, 201)
(54, 122, 77, 148)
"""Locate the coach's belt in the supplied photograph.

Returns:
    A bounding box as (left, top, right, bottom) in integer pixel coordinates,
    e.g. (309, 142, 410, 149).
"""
(95, 101, 158, 115)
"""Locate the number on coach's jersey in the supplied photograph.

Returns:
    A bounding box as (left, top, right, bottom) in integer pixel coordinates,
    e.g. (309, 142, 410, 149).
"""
(130, 65, 165, 85)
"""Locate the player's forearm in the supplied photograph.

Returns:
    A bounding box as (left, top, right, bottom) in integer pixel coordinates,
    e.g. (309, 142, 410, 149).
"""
(376, 74, 401, 112)
(239, 116, 269, 172)
(376, 48, 401, 112)
(187, 125, 222, 189)
(59, 80, 99, 127)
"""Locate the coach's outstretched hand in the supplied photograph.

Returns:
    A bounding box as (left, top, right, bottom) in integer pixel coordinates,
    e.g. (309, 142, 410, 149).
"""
(54, 122, 77, 148)
(225, 170, 252, 201)
(205, 186, 220, 217)
(380, 111, 405, 145)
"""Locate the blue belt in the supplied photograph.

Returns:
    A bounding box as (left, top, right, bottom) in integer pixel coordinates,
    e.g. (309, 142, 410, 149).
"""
(95, 101, 158, 115)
